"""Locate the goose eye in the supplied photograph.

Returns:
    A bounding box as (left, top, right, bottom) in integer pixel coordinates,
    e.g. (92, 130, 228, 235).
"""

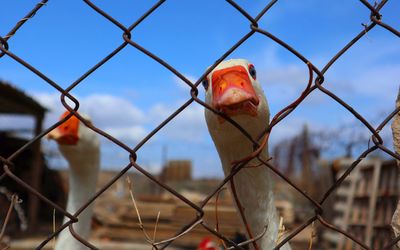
(248, 64, 256, 80)
(202, 78, 209, 90)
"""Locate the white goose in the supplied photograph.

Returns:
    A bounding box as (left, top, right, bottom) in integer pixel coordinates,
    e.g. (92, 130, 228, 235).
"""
(204, 59, 291, 250)
(48, 111, 100, 250)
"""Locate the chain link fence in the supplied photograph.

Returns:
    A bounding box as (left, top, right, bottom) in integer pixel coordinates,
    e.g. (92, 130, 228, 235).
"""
(0, 0, 399, 249)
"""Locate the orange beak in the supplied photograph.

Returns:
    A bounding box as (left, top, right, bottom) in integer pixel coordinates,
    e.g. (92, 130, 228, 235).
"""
(211, 65, 259, 117)
(47, 111, 80, 145)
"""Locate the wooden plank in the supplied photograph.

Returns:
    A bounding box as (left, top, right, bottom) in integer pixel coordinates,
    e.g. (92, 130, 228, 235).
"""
(365, 159, 381, 246)
(337, 159, 361, 250)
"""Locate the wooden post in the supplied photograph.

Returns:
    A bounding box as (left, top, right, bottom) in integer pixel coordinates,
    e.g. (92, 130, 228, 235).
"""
(300, 125, 314, 197)
(286, 138, 296, 177)
(365, 160, 381, 246)
(28, 113, 44, 231)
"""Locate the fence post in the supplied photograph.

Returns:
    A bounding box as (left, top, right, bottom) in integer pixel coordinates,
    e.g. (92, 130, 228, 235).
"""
(28, 113, 44, 231)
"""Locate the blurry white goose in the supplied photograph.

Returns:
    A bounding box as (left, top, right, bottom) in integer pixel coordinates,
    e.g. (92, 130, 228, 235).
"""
(204, 59, 290, 250)
(48, 111, 100, 250)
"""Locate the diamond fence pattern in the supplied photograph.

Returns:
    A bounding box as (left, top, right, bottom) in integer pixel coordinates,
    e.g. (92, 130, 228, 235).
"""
(0, 0, 399, 249)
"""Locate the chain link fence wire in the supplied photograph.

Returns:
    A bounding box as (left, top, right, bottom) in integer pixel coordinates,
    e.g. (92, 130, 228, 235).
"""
(0, 0, 399, 249)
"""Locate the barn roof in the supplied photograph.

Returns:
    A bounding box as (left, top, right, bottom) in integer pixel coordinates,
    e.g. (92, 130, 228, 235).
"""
(0, 81, 46, 117)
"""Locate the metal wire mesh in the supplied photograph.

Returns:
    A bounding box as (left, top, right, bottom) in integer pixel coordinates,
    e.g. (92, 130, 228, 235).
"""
(0, 0, 399, 249)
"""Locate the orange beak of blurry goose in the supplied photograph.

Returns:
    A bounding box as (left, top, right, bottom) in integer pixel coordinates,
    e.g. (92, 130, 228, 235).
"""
(211, 64, 259, 120)
(47, 111, 80, 145)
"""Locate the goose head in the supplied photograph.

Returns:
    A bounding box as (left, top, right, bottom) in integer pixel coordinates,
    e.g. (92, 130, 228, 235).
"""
(204, 59, 270, 146)
(48, 111, 99, 168)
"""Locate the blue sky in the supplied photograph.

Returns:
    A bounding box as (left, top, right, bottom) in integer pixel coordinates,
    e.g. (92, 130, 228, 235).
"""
(1, 1, 399, 177)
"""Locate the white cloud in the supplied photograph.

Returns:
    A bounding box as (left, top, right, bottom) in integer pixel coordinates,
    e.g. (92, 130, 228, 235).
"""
(246, 45, 317, 108)
(34, 92, 64, 117)
(173, 74, 197, 91)
(350, 64, 400, 100)
(104, 125, 147, 142)
(149, 103, 208, 143)
(246, 38, 400, 119)
(268, 117, 317, 146)
(82, 94, 146, 127)
(0, 115, 35, 139)
(32, 91, 210, 145)
(33, 92, 148, 143)
(263, 65, 308, 87)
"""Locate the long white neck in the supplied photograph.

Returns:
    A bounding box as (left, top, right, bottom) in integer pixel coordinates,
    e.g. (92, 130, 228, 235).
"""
(210, 123, 291, 250)
(55, 149, 99, 250)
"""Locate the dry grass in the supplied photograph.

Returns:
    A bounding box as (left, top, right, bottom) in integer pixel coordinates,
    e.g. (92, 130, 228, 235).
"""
(0, 194, 20, 250)
(308, 221, 316, 250)
(276, 216, 287, 245)
(126, 176, 162, 249)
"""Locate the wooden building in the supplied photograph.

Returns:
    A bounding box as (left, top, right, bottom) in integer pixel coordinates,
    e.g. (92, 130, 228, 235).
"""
(160, 160, 192, 183)
(323, 158, 399, 249)
(0, 81, 65, 234)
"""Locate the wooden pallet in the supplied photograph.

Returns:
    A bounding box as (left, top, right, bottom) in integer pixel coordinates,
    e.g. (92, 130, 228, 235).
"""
(329, 159, 399, 249)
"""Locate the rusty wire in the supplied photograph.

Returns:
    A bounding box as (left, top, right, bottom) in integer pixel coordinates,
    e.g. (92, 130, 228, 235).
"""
(0, 0, 399, 249)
